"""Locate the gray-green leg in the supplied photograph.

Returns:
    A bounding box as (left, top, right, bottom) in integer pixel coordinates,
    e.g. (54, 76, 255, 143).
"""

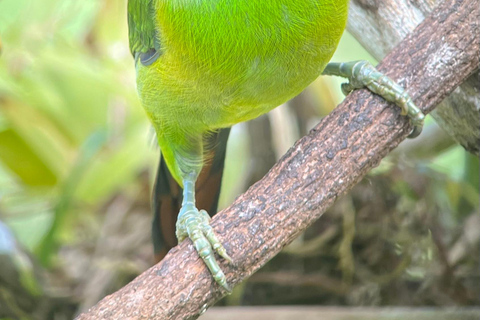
(176, 172, 233, 292)
(322, 61, 424, 138)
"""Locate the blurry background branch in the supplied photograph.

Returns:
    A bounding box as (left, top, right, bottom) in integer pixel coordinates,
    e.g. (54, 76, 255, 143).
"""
(75, 0, 479, 318)
(201, 307, 480, 320)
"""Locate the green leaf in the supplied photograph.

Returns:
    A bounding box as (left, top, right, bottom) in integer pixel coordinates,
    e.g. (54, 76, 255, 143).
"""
(0, 128, 57, 186)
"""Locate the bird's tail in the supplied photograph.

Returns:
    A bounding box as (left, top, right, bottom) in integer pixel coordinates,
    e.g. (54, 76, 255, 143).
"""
(152, 128, 231, 263)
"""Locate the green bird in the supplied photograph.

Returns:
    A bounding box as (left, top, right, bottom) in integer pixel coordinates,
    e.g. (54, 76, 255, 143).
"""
(127, 0, 424, 291)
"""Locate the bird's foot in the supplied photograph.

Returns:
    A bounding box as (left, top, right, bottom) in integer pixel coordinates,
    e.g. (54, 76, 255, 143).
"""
(322, 60, 425, 138)
(176, 205, 232, 292)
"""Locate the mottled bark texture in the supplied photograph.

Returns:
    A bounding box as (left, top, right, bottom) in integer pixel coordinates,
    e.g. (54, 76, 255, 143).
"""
(348, 0, 480, 155)
(76, 0, 479, 319)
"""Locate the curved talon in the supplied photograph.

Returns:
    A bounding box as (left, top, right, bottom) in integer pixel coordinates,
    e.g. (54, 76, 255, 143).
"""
(407, 111, 425, 138)
(200, 210, 233, 263)
(340, 82, 354, 96)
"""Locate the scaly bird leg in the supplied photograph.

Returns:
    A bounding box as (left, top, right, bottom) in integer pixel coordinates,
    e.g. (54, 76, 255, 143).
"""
(322, 61, 425, 138)
(176, 172, 233, 292)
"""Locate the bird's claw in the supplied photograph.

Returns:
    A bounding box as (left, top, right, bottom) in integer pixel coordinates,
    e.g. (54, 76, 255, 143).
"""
(176, 206, 232, 292)
(346, 61, 425, 138)
(324, 60, 425, 138)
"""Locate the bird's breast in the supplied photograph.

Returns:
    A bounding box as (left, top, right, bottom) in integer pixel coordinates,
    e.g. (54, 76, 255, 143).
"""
(143, 0, 348, 129)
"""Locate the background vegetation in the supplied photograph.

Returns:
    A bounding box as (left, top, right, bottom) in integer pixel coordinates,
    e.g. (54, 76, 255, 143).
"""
(0, 0, 478, 319)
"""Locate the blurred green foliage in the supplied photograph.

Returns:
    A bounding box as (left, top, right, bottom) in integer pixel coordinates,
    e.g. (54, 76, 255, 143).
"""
(0, 0, 156, 264)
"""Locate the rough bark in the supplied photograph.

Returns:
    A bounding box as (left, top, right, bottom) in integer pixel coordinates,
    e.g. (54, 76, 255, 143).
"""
(76, 0, 479, 319)
(348, 0, 480, 156)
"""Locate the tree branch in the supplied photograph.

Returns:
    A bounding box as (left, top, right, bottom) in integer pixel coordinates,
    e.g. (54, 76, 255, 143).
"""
(347, 0, 480, 156)
(76, 0, 479, 319)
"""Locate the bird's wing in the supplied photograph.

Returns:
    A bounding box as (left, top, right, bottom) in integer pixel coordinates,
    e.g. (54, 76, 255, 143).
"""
(127, 0, 160, 65)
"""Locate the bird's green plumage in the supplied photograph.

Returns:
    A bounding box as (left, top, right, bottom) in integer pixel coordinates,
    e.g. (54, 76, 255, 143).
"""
(128, 0, 158, 56)
(129, 0, 348, 185)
